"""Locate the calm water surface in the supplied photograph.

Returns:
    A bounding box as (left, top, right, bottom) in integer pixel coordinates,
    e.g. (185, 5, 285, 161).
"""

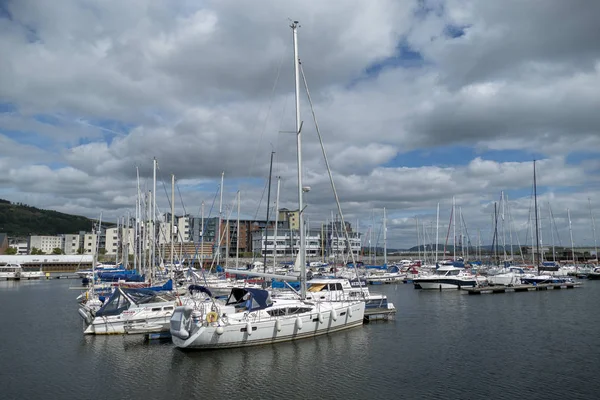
(1, 278, 599, 399)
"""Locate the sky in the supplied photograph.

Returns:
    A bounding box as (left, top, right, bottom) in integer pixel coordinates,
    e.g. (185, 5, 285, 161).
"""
(1, 0, 600, 252)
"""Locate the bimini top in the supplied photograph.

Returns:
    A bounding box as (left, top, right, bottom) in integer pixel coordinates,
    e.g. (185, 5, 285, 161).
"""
(95, 288, 160, 317)
(225, 288, 272, 312)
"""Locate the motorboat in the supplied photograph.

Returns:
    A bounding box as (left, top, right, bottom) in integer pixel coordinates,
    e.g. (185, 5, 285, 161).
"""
(413, 265, 481, 290)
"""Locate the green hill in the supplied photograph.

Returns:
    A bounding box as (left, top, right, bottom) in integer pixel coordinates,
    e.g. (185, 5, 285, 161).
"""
(0, 199, 97, 237)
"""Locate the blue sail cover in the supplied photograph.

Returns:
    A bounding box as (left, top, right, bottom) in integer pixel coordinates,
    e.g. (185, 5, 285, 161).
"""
(188, 285, 212, 297)
(95, 288, 158, 317)
(540, 262, 560, 271)
(147, 279, 173, 291)
(271, 280, 301, 290)
(226, 288, 272, 311)
(365, 264, 387, 270)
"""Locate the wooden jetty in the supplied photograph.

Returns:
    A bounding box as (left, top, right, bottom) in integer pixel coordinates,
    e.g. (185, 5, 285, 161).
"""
(463, 282, 583, 295)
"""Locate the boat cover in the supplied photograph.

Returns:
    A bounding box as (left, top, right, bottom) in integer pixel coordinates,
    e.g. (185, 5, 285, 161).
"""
(225, 288, 272, 311)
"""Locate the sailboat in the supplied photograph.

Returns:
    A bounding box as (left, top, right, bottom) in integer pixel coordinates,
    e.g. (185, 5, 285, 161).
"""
(169, 21, 365, 350)
(520, 160, 573, 285)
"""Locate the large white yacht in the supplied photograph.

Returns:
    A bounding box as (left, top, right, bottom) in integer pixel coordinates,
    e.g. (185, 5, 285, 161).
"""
(170, 287, 365, 350)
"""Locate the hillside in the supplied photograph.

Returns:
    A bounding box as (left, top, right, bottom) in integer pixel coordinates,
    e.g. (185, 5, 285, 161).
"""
(0, 199, 97, 237)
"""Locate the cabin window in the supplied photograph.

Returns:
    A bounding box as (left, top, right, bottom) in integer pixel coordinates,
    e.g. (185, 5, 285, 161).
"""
(152, 307, 162, 312)
(340, 312, 346, 316)
(240, 327, 258, 332)
(164, 307, 174, 311)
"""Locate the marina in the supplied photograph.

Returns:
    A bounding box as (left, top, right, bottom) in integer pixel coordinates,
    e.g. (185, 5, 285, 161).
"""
(2, 278, 600, 399)
(1, 2, 600, 399)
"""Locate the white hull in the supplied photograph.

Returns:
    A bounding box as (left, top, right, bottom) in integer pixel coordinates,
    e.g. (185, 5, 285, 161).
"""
(80, 300, 178, 335)
(21, 271, 44, 280)
(171, 301, 365, 350)
(0, 274, 20, 280)
(415, 279, 477, 290)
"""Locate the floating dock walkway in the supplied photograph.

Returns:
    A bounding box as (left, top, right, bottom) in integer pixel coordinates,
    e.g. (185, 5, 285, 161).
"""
(364, 304, 396, 322)
(463, 282, 583, 295)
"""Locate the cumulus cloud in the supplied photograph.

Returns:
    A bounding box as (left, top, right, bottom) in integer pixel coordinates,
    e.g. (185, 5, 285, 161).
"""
(0, 0, 599, 249)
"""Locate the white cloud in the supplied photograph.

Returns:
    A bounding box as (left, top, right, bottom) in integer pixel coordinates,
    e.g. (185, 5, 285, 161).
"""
(1, 0, 600, 249)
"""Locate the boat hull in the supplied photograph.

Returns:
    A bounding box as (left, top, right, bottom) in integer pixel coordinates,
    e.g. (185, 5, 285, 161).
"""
(413, 279, 477, 290)
(171, 302, 365, 350)
(80, 301, 178, 335)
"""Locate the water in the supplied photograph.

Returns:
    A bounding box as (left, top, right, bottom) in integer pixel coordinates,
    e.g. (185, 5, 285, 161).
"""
(1, 279, 600, 400)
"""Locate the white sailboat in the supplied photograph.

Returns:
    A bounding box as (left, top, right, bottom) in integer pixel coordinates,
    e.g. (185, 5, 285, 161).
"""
(169, 21, 365, 350)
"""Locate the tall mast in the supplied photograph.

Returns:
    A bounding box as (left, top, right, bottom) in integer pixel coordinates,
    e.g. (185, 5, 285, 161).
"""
(589, 198, 598, 264)
(533, 160, 541, 275)
(548, 202, 556, 263)
(453, 196, 456, 261)
(435, 202, 439, 264)
(273, 177, 281, 270)
(134, 167, 140, 273)
(152, 158, 157, 281)
(263, 151, 274, 273)
(170, 174, 175, 272)
(236, 191, 240, 270)
(507, 194, 514, 261)
(568, 208, 575, 266)
(291, 21, 306, 299)
(416, 216, 420, 262)
(200, 201, 205, 269)
(217, 171, 224, 266)
(383, 207, 387, 266)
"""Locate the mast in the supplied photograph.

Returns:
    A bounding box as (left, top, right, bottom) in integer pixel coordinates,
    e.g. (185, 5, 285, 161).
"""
(170, 174, 175, 273)
(152, 158, 157, 282)
(453, 196, 456, 261)
(383, 207, 387, 266)
(416, 216, 420, 262)
(589, 198, 598, 264)
(200, 201, 205, 269)
(217, 171, 224, 267)
(91, 212, 102, 299)
(291, 20, 306, 299)
(236, 191, 240, 270)
(533, 160, 541, 275)
(263, 151, 274, 273)
(568, 208, 575, 267)
(494, 202, 499, 267)
(507, 194, 514, 261)
(273, 177, 281, 270)
(548, 202, 556, 263)
(435, 202, 439, 264)
(134, 167, 140, 273)
(539, 205, 544, 263)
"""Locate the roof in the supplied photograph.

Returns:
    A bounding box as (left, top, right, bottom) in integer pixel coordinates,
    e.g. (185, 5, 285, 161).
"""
(0, 255, 94, 263)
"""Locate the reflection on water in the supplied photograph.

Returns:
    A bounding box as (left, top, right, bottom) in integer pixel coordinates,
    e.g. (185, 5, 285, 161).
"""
(2, 279, 600, 399)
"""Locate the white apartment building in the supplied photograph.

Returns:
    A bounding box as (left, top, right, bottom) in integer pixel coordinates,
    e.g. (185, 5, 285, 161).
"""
(63, 234, 80, 255)
(82, 233, 97, 255)
(9, 242, 29, 255)
(177, 216, 190, 242)
(29, 235, 63, 255)
(104, 227, 135, 256)
(156, 215, 190, 244)
(252, 231, 323, 257)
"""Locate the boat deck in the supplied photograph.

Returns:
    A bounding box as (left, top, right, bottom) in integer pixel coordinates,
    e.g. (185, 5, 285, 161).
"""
(463, 282, 583, 295)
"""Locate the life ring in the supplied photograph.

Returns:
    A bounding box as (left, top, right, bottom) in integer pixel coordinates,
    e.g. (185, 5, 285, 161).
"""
(206, 311, 219, 323)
